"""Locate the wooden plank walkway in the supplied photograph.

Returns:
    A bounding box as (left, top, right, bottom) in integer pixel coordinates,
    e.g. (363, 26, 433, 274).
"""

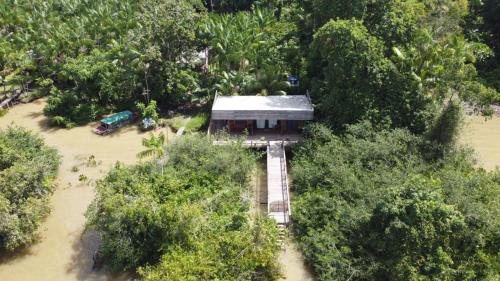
(213, 138, 294, 226)
(267, 141, 291, 225)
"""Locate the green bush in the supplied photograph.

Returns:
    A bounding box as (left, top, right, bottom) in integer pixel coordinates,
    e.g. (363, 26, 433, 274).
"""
(0, 126, 60, 251)
(44, 88, 103, 127)
(86, 135, 280, 279)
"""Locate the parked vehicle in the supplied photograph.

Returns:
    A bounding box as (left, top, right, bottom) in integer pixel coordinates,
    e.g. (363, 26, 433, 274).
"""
(93, 111, 134, 135)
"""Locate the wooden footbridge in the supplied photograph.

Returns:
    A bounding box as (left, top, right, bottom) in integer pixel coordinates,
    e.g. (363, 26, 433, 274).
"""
(267, 141, 291, 226)
(213, 138, 293, 227)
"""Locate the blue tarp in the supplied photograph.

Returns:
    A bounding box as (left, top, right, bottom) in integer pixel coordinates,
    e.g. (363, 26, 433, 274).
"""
(287, 76, 300, 86)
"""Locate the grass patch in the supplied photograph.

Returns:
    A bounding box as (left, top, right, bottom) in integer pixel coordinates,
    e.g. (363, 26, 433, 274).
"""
(161, 112, 209, 133)
(185, 112, 209, 132)
(164, 116, 187, 132)
(0, 108, 7, 118)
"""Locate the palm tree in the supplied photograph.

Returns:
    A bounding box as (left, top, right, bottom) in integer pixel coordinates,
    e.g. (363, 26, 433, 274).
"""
(245, 68, 291, 96)
(137, 132, 167, 159)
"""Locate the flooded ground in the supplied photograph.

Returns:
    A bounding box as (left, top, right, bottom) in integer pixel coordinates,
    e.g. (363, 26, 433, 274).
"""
(2, 101, 495, 281)
(0, 99, 171, 281)
(278, 241, 315, 281)
(251, 159, 315, 281)
(461, 115, 500, 171)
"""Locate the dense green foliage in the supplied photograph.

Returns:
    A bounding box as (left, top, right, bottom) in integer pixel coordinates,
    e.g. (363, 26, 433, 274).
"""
(2, 1, 500, 280)
(86, 135, 280, 279)
(2, 0, 497, 130)
(467, 0, 500, 92)
(202, 0, 282, 12)
(1, 0, 201, 127)
(136, 100, 159, 122)
(0, 127, 60, 251)
(291, 123, 499, 280)
(302, 0, 498, 132)
(198, 9, 296, 96)
(308, 19, 432, 132)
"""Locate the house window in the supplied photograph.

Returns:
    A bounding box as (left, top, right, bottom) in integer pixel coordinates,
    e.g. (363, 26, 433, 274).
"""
(256, 119, 266, 129)
(268, 119, 278, 129)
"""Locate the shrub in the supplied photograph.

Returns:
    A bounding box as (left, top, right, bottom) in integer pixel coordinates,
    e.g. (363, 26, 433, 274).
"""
(0, 126, 60, 251)
(86, 135, 280, 279)
(44, 87, 103, 127)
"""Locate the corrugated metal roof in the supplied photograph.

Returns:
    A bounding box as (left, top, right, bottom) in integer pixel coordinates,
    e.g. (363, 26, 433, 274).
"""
(211, 95, 314, 121)
(212, 95, 313, 111)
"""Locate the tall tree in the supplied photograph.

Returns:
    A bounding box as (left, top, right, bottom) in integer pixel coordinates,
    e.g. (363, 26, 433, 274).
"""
(307, 19, 433, 133)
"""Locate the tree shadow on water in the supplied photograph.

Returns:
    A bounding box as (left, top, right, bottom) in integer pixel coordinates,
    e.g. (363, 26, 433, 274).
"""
(0, 245, 36, 265)
(66, 229, 133, 281)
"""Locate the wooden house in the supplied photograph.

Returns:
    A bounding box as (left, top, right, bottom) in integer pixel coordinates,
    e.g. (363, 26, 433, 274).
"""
(209, 94, 314, 136)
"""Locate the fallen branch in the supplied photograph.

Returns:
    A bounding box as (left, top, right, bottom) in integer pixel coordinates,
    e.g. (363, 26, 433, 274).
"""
(0, 81, 32, 109)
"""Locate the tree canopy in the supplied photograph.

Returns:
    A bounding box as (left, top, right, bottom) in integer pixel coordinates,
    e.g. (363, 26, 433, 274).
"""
(291, 123, 499, 281)
(1, 0, 497, 130)
(302, 0, 498, 133)
(1, 0, 202, 127)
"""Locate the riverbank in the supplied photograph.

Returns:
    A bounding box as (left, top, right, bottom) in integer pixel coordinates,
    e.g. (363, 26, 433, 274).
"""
(1, 101, 497, 281)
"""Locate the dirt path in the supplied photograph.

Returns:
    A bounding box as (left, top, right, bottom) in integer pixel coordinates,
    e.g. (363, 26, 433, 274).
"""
(0, 99, 170, 281)
(461, 115, 500, 171)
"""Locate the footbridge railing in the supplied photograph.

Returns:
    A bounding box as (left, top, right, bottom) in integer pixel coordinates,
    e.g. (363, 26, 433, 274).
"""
(278, 141, 291, 225)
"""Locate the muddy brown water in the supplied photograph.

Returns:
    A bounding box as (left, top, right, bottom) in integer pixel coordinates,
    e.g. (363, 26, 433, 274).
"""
(461, 115, 500, 171)
(1, 101, 497, 281)
(0, 99, 172, 281)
